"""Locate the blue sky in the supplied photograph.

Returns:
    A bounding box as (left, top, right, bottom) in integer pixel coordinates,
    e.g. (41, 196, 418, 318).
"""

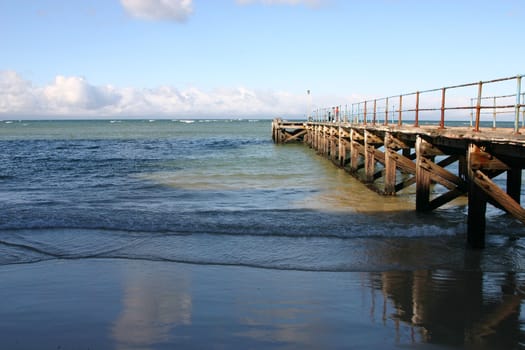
(0, 0, 523, 118)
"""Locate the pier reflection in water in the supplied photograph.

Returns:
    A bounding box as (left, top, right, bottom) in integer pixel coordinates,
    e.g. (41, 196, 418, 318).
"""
(370, 270, 525, 349)
(103, 261, 525, 349)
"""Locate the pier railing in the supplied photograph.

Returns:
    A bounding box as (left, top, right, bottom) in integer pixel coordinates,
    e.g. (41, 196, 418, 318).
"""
(312, 75, 524, 133)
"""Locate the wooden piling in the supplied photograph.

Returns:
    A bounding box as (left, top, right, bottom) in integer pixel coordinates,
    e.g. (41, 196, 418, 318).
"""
(384, 134, 397, 195)
(415, 137, 431, 211)
(467, 163, 488, 248)
(507, 168, 522, 204)
(365, 143, 375, 183)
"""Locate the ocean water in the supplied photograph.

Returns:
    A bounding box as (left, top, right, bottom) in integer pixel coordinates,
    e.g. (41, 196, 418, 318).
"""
(1, 119, 525, 349)
(1, 119, 523, 270)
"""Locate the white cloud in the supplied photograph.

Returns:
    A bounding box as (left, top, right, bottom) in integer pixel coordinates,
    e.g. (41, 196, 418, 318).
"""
(0, 71, 322, 118)
(120, 0, 193, 22)
(236, 0, 326, 7)
(0, 71, 39, 112)
(43, 76, 120, 111)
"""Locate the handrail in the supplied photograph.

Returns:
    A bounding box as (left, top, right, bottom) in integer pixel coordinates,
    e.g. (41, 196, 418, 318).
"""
(312, 74, 524, 133)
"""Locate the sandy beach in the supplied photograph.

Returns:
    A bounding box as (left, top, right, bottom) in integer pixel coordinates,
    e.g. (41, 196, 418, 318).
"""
(1, 259, 388, 350)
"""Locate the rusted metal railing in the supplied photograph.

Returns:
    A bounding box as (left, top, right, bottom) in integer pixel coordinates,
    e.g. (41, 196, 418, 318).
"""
(469, 92, 525, 129)
(313, 75, 524, 133)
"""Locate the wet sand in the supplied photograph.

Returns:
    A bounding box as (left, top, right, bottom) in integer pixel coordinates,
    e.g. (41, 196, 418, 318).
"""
(1, 258, 524, 349)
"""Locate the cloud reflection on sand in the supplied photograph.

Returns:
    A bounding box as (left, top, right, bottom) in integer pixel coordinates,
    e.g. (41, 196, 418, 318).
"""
(112, 267, 192, 349)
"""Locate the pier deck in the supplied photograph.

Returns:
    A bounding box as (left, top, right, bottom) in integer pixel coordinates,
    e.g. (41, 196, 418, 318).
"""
(272, 75, 525, 248)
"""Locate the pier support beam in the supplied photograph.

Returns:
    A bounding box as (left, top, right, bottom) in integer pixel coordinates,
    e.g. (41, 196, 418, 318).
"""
(415, 137, 433, 211)
(330, 126, 338, 161)
(271, 120, 307, 144)
(469, 144, 525, 214)
(467, 144, 525, 248)
(384, 147, 396, 195)
(415, 136, 467, 212)
(350, 129, 363, 173)
(384, 133, 397, 195)
(383, 133, 413, 195)
(365, 143, 375, 183)
(338, 127, 348, 167)
(507, 168, 522, 204)
(364, 131, 382, 183)
(467, 144, 490, 248)
(468, 171, 488, 248)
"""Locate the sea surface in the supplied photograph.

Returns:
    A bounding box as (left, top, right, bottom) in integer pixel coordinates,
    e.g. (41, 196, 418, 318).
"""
(1, 119, 525, 349)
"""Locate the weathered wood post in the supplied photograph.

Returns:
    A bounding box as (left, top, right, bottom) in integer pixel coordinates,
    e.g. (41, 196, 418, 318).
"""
(467, 143, 525, 248)
(271, 119, 277, 143)
(274, 121, 282, 144)
(314, 124, 319, 150)
(415, 136, 431, 211)
(384, 132, 397, 195)
(350, 129, 360, 173)
(338, 126, 346, 167)
(323, 125, 328, 155)
(507, 168, 522, 204)
(467, 144, 487, 248)
(330, 126, 337, 161)
(337, 126, 342, 166)
(364, 131, 376, 182)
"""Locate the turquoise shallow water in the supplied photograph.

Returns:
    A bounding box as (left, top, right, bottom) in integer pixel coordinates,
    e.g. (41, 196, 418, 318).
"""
(1, 119, 525, 349)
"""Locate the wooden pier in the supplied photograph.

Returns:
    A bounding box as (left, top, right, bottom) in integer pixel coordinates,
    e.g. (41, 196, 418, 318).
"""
(272, 75, 525, 248)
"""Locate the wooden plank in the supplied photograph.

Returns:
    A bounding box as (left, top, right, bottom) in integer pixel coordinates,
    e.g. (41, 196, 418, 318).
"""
(471, 169, 525, 224)
(385, 133, 412, 149)
(340, 129, 350, 138)
(391, 152, 416, 174)
(428, 188, 465, 211)
(418, 138, 444, 156)
(364, 131, 383, 144)
(418, 157, 466, 190)
(395, 176, 416, 192)
(352, 129, 365, 142)
(283, 129, 307, 143)
(470, 150, 510, 170)
(428, 173, 459, 191)
(436, 154, 459, 168)
(373, 148, 386, 164)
